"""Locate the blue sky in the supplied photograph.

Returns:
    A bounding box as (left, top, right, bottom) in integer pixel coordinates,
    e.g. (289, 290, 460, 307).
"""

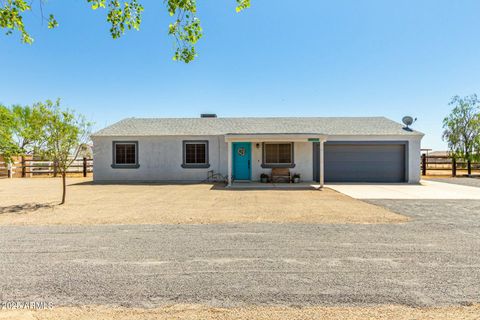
(1, 0, 480, 150)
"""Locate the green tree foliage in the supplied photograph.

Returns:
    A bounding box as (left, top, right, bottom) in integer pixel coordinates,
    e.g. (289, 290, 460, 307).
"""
(0, 103, 45, 164)
(0, 0, 34, 43)
(0, 105, 19, 162)
(9, 103, 49, 175)
(38, 100, 92, 204)
(442, 95, 480, 174)
(1, 0, 251, 63)
(11, 104, 46, 153)
(0, 100, 91, 203)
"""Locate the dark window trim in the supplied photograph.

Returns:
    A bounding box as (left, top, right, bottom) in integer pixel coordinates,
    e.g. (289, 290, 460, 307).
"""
(261, 142, 295, 168)
(181, 140, 210, 169)
(111, 141, 140, 169)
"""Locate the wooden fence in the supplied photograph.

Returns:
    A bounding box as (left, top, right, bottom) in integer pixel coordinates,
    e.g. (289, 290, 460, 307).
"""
(0, 157, 93, 178)
(421, 154, 480, 176)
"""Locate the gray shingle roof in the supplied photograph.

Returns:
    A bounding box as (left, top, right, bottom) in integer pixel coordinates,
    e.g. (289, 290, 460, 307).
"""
(92, 117, 423, 137)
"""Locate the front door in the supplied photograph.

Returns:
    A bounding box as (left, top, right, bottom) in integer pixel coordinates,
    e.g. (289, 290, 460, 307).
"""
(233, 142, 251, 180)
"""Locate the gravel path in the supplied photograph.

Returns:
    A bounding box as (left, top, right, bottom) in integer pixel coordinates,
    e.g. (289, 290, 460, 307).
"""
(1, 200, 480, 308)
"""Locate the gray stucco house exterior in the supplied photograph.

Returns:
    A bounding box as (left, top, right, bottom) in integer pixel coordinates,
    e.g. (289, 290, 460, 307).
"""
(91, 116, 423, 186)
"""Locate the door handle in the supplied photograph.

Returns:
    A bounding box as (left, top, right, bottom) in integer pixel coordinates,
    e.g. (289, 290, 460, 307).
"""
(248, 160, 250, 169)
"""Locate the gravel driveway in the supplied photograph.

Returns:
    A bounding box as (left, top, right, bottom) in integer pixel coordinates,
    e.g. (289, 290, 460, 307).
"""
(1, 200, 480, 308)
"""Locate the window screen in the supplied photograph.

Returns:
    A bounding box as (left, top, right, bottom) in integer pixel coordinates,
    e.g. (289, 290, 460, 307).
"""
(115, 143, 136, 164)
(185, 143, 207, 164)
(264, 143, 292, 164)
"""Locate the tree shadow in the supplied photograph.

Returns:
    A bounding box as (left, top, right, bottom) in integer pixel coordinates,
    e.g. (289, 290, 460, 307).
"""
(70, 180, 221, 187)
(0, 203, 55, 214)
(67, 180, 95, 186)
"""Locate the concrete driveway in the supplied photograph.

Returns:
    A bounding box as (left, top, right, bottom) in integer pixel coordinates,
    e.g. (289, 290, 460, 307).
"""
(327, 180, 480, 199)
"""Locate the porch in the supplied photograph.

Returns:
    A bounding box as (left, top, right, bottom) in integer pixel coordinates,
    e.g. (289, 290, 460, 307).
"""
(229, 181, 321, 190)
(224, 133, 327, 188)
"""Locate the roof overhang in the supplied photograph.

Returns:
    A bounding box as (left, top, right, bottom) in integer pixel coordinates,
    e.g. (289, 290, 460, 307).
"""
(224, 133, 327, 143)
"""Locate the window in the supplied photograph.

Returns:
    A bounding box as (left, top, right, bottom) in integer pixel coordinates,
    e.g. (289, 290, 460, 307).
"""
(182, 141, 210, 168)
(186, 143, 206, 164)
(112, 141, 139, 168)
(262, 142, 294, 168)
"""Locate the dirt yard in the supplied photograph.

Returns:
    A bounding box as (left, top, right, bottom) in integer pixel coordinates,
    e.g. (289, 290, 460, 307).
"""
(0, 178, 407, 225)
(0, 304, 478, 320)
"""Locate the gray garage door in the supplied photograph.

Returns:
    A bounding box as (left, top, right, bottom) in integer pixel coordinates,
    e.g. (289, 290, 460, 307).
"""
(313, 142, 406, 183)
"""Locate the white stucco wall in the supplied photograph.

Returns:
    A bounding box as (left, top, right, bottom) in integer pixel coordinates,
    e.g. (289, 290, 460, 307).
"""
(93, 136, 317, 182)
(406, 138, 422, 183)
(92, 135, 228, 181)
(93, 134, 422, 183)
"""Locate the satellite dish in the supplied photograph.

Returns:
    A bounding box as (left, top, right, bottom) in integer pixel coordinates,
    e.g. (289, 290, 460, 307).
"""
(402, 116, 416, 130)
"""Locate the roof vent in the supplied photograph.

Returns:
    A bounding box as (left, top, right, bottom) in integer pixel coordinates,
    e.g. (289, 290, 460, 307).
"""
(200, 114, 217, 118)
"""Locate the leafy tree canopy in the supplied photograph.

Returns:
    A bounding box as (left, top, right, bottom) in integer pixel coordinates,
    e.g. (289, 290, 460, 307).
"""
(0, 99, 91, 203)
(0, 0, 251, 63)
(0, 103, 47, 163)
(0, 105, 19, 162)
(10, 103, 47, 153)
(38, 99, 92, 204)
(442, 95, 480, 161)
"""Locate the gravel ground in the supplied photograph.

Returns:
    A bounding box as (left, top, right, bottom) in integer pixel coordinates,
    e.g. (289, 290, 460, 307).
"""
(427, 177, 480, 188)
(1, 200, 480, 309)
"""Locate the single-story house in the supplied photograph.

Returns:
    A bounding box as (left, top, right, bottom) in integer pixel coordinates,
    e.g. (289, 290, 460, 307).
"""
(91, 115, 424, 185)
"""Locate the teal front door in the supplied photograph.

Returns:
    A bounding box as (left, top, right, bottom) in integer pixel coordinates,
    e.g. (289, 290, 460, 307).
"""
(233, 142, 251, 180)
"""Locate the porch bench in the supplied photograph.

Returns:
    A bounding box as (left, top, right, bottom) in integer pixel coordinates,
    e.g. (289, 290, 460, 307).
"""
(271, 168, 291, 183)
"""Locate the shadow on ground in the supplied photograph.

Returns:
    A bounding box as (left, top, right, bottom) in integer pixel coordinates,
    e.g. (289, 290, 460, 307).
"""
(71, 181, 318, 191)
(69, 180, 221, 187)
(0, 202, 55, 214)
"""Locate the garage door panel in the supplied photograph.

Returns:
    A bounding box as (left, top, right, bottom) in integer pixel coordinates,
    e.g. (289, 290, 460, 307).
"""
(318, 143, 406, 183)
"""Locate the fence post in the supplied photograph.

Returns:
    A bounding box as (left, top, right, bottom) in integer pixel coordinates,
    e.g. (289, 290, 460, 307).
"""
(421, 154, 427, 176)
(467, 159, 472, 176)
(7, 162, 12, 178)
(452, 158, 456, 177)
(83, 157, 87, 177)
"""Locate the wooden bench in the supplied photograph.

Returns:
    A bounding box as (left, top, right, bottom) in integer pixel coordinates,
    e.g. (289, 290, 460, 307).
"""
(271, 168, 291, 183)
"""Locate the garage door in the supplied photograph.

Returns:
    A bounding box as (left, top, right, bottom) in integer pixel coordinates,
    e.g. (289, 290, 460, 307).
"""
(313, 142, 406, 183)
